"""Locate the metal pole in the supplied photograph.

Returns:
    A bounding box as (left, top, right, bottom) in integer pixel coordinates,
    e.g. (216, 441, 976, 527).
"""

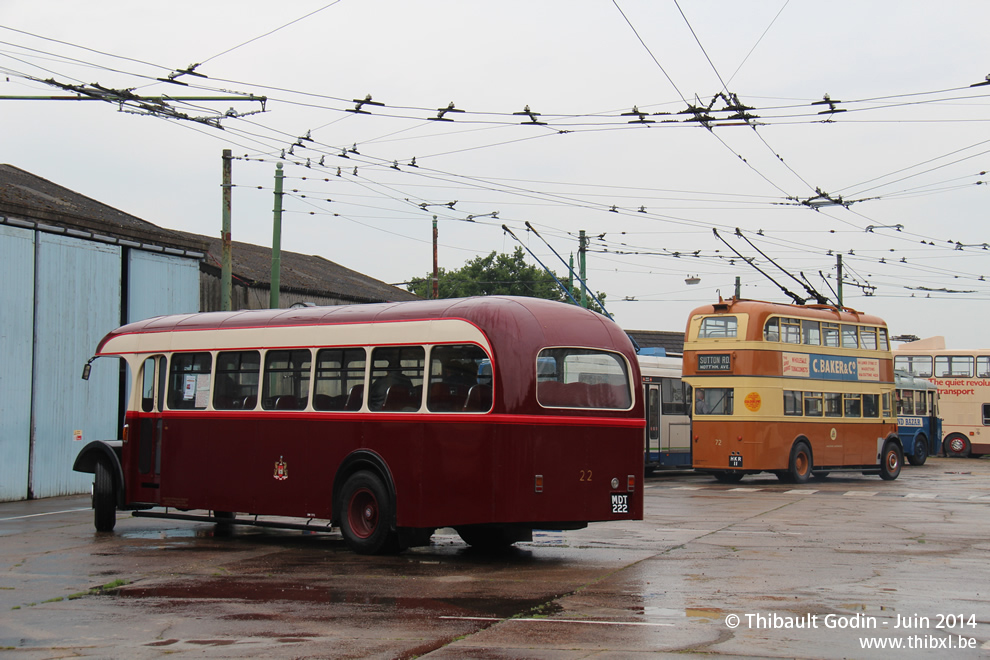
(270, 162, 284, 309)
(568, 253, 574, 297)
(578, 230, 588, 309)
(221, 149, 233, 311)
(432, 216, 439, 299)
(836, 253, 843, 306)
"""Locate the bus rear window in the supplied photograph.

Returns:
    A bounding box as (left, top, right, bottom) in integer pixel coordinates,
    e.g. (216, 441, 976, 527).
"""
(695, 388, 733, 415)
(536, 348, 631, 409)
(699, 316, 737, 339)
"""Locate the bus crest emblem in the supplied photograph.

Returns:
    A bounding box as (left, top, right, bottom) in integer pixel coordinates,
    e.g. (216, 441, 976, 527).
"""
(274, 456, 289, 481)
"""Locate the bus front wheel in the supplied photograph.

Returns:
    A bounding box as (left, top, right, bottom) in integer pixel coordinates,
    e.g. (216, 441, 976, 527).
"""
(880, 442, 903, 481)
(944, 434, 971, 458)
(93, 459, 117, 532)
(907, 435, 929, 466)
(783, 441, 813, 484)
(337, 471, 399, 555)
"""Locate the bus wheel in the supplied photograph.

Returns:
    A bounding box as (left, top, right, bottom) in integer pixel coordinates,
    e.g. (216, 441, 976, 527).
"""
(944, 434, 971, 458)
(879, 442, 903, 481)
(93, 459, 117, 533)
(338, 471, 399, 555)
(907, 436, 928, 466)
(712, 471, 744, 484)
(786, 441, 813, 484)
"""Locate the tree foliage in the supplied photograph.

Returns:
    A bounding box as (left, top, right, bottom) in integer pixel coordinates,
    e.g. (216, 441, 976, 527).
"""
(406, 247, 605, 312)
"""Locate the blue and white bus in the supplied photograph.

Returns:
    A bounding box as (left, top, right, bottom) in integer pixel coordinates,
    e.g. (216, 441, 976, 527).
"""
(639, 351, 692, 473)
(895, 370, 942, 466)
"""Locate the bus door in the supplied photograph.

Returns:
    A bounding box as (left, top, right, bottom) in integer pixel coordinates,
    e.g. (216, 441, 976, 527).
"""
(928, 390, 942, 453)
(130, 355, 166, 504)
(644, 380, 661, 465)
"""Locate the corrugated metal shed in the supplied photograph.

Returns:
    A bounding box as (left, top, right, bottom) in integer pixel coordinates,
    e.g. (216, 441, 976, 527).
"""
(30, 233, 121, 499)
(0, 224, 35, 500)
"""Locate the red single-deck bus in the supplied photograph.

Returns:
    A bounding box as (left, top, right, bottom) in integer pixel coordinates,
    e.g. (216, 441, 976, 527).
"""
(682, 298, 902, 483)
(73, 296, 644, 554)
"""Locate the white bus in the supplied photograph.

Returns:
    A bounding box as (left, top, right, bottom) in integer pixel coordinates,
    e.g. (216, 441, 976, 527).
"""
(638, 351, 692, 473)
(894, 336, 989, 458)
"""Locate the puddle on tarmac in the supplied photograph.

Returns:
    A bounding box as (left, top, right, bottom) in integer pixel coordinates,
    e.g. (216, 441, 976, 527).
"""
(120, 528, 202, 540)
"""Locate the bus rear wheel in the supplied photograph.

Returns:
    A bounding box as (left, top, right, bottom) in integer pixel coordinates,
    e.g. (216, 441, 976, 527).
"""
(880, 442, 903, 481)
(907, 435, 929, 466)
(944, 434, 971, 458)
(93, 459, 117, 532)
(337, 471, 399, 555)
(784, 441, 813, 484)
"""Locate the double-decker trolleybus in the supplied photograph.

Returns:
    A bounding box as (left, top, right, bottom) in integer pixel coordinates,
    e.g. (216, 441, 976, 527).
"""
(681, 297, 903, 483)
(894, 370, 942, 465)
(894, 336, 989, 458)
(72, 296, 644, 554)
(638, 352, 692, 473)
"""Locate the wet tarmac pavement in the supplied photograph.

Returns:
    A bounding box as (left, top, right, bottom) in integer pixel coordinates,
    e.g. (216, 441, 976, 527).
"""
(2, 456, 990, 658)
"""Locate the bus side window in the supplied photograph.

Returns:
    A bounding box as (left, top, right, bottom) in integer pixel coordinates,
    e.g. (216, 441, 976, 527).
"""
(983, 404, 990, 426)
(783, 390, 803, 416)
(822, 323, 840, 347)
(913, 390, 927, 416)
(262, 349, 311, 410)
(804, 392, 823, 417)
(860, 327, 878, 350)
(214, 351, 260, 410)
(843, 393, 862, 418)
(763, 317, 779, 342)
(166, 352, 212, 410)
(863, 393, 879, 418)
(314, 348, 366, 411)
(901, 391, 914, 415)
(824, 392, 842, 417)
(802, 320, 821, 346)
(978, 356, 990, 378)
(370, 346, 425, 411)
(840, 325, 859, 349)
(427, 344, 489, 413)
(882, 391, 891, 418)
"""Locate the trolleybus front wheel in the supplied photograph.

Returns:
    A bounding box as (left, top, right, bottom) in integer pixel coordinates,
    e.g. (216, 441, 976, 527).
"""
(93, 459, 117, 533)
(907, 435, 929, 466)
(337, 471, 400, 555)
(879, 441, 903, 481)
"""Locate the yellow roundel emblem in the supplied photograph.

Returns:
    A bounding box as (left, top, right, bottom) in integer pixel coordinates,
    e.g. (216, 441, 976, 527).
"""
(744, 392, 762, 412)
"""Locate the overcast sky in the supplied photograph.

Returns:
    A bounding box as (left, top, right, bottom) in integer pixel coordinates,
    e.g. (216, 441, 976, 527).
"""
(3, 1, 989, 346)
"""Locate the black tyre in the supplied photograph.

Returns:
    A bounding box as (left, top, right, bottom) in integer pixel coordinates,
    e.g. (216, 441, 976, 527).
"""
(907, 435, 928, 466)
(785, 441, 813, 484)
(337, 471, 399, 555)
(880, 441, 903, 481)
(712, 471, 744, 484)
(93, 459, 117, 532)
(944, 433, 971, 458)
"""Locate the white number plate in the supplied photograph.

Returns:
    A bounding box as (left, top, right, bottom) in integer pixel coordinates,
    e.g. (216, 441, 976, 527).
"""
(611, 494, 628, 514)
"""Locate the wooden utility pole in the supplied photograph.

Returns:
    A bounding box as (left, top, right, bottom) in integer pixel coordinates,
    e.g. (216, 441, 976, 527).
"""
(221, 149, 233, 311)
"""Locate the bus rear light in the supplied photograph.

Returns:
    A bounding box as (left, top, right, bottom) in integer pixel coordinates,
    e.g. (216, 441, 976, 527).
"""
(738, 435, 743, 441)
(122, 423, 129, 444)
(534, 474, 544, 493)
(627, 475, 636, 492)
